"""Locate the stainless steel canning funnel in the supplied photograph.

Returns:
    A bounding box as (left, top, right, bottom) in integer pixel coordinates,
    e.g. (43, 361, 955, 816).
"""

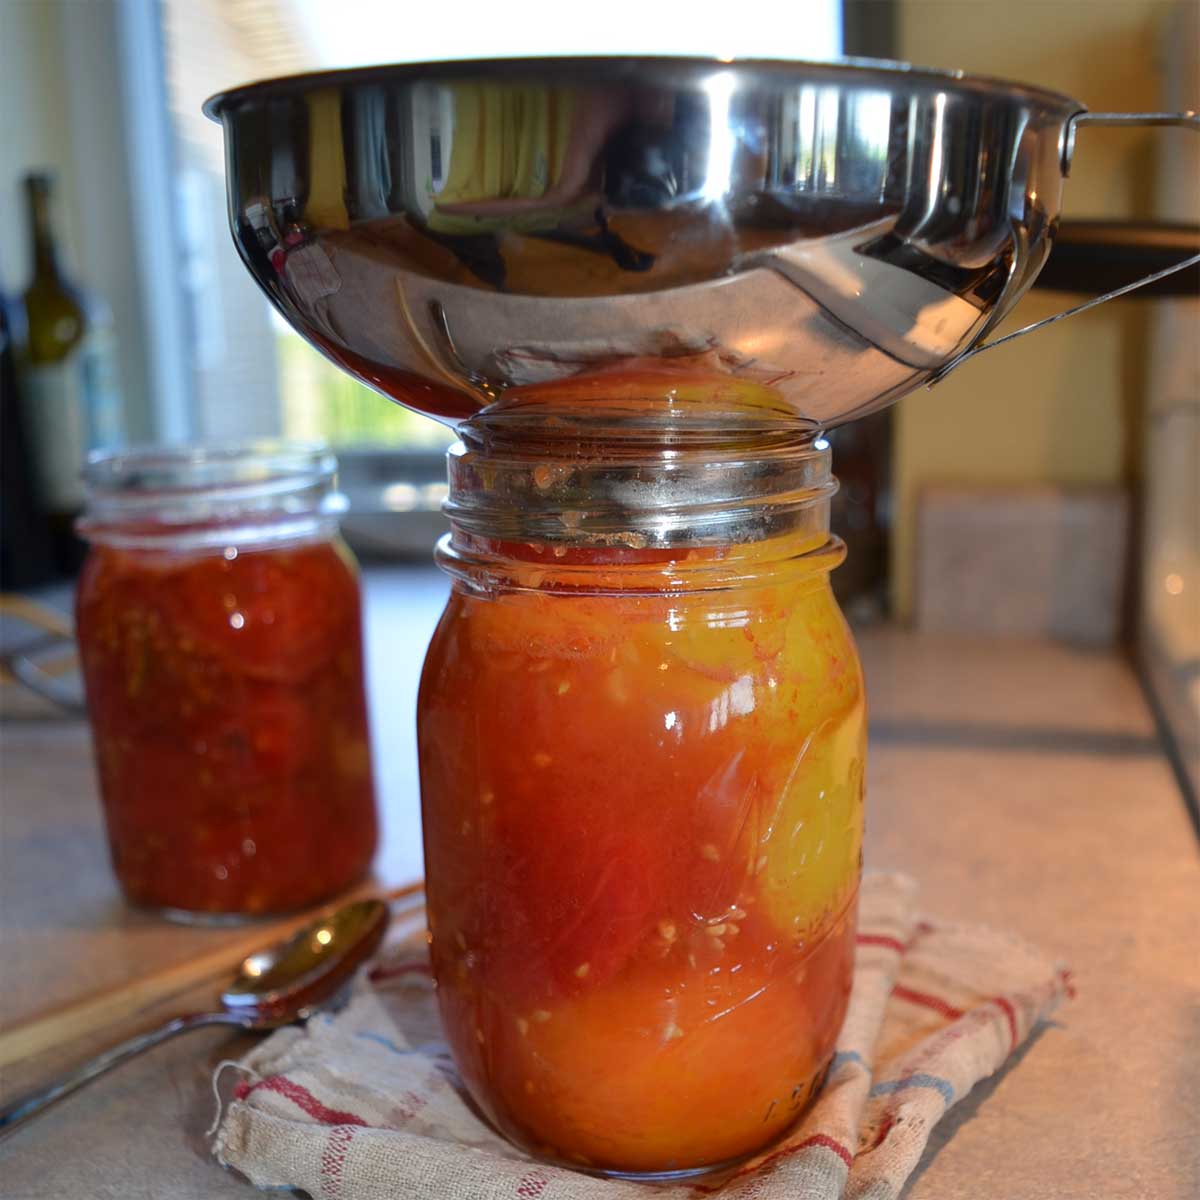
(205, 57, 1198, 428)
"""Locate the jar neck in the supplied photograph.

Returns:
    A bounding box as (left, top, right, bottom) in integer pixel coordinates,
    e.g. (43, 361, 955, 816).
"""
(78, 441, 346, 552)
(439, 401, 841, 594)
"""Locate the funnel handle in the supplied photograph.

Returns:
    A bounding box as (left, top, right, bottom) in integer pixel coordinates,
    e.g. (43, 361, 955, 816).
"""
(932, 109, 1200, 384)
(1062, 110, 1200, 176)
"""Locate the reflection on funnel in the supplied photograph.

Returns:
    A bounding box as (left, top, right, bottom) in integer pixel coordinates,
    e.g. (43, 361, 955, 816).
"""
(206, 58, 1094, 428)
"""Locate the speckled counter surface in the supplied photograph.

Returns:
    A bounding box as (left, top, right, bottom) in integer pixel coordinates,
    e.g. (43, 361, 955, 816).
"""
(2, 569, 1196, 1199)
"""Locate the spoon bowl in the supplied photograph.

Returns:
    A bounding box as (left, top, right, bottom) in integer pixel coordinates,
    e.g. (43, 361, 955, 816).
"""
(223, 898, 390, 1024)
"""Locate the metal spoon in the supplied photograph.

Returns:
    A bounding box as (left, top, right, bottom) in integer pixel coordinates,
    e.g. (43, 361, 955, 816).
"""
(0, 897, 389, 1135)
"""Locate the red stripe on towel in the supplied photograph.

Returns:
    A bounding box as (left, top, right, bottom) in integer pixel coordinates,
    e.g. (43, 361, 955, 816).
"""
(891, 985, 965, 1021)
(856, 933, 906, 954)
(242, 1075, 369, 1128)
(992, 995, 1019, 1051)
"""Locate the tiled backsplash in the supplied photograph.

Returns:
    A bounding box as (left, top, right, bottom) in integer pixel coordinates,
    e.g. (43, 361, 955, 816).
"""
(914, 485, 1130, 645)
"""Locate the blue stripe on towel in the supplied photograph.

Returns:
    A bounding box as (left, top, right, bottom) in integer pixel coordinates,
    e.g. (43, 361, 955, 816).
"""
(869, 1073, 955, 1106)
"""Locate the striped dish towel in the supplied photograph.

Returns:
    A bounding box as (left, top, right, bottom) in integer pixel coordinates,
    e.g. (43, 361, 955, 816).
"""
(212, 873, 1073, 1199)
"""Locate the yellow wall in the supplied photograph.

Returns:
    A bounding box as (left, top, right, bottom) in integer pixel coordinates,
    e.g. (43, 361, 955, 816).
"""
(891, 0, 1185, 618)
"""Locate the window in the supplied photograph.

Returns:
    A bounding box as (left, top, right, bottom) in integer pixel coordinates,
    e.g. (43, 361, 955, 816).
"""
(156, 0, 840, 454)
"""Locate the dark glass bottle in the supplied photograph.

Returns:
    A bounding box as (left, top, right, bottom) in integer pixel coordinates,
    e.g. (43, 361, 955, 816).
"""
(20, 172, 123, 573)
(0, 289, 55, 588)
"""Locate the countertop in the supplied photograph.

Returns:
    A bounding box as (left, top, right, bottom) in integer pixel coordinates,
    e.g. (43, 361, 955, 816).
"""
(1, 567, 1197, 1199)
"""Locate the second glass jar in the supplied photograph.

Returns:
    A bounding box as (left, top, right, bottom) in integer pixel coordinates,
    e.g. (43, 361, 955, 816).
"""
(76, 443, 377, 921)
(418, 387, 865, 1177)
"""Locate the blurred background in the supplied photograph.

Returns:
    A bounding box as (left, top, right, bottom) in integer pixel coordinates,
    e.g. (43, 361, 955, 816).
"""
(0, 0, 1196, 790)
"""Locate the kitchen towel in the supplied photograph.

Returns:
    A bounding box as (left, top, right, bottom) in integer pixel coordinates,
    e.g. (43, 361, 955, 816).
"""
(211, 873, 1073, 1199)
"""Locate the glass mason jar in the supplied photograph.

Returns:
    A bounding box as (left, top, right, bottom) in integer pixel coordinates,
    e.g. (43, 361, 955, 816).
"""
(75, 443, 377, 922)
(418, 384, 865, 1177)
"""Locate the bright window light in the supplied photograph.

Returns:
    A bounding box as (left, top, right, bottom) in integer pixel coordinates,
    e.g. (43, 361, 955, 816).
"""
(292, 0, 841, 68)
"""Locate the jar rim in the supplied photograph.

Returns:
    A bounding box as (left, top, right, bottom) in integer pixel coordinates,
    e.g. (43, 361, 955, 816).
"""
(78, 440, 346, 549)
(446, 409, 835, 550)
(83, 439, 336, 500)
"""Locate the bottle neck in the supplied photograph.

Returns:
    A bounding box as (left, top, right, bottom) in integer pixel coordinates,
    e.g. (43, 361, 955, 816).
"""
(25, 177, 62, 283)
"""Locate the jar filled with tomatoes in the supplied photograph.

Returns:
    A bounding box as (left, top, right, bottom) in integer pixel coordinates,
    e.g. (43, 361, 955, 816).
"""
(418, 374, 865, 1177)
(76, 443, 377, 922)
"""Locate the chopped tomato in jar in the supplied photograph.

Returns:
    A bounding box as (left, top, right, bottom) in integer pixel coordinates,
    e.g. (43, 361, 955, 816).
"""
(76, 535, 377, 918)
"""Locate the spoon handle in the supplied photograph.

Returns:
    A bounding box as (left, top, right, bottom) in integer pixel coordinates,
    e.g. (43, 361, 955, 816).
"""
(0, 1011, 248, 1136)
